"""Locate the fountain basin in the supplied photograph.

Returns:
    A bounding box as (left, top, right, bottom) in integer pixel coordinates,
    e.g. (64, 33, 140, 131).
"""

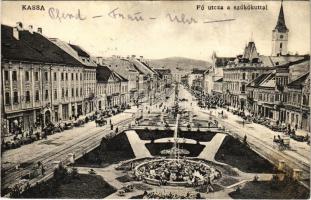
(135, 158, 221, 187)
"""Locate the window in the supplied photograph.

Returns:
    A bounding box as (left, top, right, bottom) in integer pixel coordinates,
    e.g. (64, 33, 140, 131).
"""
(76, 73, 78, 80)
(80, 73, 82, 80)
(13, 91, 18, 103)
(270, 95, 274, 102)
(12, 71, 17, 81)
(71, 73, 74, 81)
(5, 92, 10, 105)
(45, 90, 49, 100)
(25, 71, 30, 81)
(280, 34, 283, 39)
(4, 71, 9, 81)
(252, 73, 255, 80)
(76, 88, 79, 97)
(54, 72, 57, 81)
(275, 94, 279, 101)
(280, 43, 283, 49)
(35, 72, 39, 81)
(65, 73, 68, 80)
(66, 89, 68, 97)
(35, 90, 39, 101)
(303, 95, 308, 105)
(62, 88, 65, 98)
(44, 72, 48, 81)
(54, 90, 57, 100)
(80, 88, 83, 96)
(297, 94, 301, 104)
(242, 73, 246, 80)
(25, 91, 30, 102)
(72, 88, 74, 97)
(61, 73, 64, 81)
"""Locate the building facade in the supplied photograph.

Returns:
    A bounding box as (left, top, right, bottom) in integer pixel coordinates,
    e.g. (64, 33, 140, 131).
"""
(1, 23, 86, 136)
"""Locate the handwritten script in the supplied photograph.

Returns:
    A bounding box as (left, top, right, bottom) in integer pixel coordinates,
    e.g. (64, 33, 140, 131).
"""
(48, 7, 235, 25)
(48, 7, 86, 22)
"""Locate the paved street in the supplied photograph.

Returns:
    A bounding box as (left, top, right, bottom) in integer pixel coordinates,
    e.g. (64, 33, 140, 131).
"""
(179, 85, 310, 179)
(1, 90, 173, 194)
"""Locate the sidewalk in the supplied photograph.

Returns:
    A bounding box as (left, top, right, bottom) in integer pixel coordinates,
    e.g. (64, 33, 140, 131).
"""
(198, 133, 227, 161)
(2, 109, 137, 168)
(125, 130, 151, 158)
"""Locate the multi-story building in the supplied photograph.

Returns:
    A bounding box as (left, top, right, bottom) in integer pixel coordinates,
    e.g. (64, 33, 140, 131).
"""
(246, 57, 309, 131)
(154, 68, 172, 87)
(172, 69, 189, 84)
(203, 52, 234, 96)
(96, 65, 125, 109)
(212, 78, 223, 96)
(187, 68, 206, 91)
(222, 2, 305, 111)
(50, 38, 97, 116)
(283, 73, 310, 131)
(1, 23, 86, 135)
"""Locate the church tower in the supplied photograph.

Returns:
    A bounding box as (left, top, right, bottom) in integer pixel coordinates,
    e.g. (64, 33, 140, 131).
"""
(272, 1, 289, 56)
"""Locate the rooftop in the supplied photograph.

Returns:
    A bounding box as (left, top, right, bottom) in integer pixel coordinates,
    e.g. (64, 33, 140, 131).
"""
(2, 24, 83, 66)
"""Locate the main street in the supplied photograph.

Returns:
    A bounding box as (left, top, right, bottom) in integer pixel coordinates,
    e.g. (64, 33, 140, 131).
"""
(1, 88, 173, 195)
(179, 85, 310, 182)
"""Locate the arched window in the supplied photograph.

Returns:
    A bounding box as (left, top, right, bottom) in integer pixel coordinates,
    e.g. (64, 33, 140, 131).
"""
(280, 43, 283, 48)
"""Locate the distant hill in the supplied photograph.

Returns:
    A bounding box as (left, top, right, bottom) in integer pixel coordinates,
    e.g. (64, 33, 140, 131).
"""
(148, 57, 212, 72)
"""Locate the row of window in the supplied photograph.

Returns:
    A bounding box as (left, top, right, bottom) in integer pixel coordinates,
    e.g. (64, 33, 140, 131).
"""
(253, 92, 309, 106)
(3, 70, 89, 82)
(5, 87, 84, 105)
(224, 72, 259, 81)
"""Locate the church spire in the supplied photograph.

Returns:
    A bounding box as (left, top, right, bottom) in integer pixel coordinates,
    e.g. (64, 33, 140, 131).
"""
(275, 0, 288, 33)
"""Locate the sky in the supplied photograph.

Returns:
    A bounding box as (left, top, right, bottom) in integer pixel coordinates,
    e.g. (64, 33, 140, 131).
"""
(2, 1, 310, 61)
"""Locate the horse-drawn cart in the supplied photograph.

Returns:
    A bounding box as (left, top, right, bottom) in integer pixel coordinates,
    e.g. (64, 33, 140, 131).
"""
(273, 136, 290, 151)
(95, 117, 107, 127)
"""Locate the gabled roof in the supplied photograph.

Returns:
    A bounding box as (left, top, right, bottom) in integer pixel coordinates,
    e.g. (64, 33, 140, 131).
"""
(287, 72, 309, 89)
(259, 73, 276, 88)
(50, 38, 97, 67)
(215, 77, 223, 82)
(96, 65, 113, 83)
(69, 44, 90, 58)
(130, 59, 157, 76)
(247, 73, 272, 87)
(2, 24, 83, 66)
(104, 58, 142, 77)
(114, 71, 128, 82)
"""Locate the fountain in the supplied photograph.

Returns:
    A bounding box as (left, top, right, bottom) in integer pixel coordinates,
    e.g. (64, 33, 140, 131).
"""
(133, 84, 221, 187)
(160, 114, 190, 156)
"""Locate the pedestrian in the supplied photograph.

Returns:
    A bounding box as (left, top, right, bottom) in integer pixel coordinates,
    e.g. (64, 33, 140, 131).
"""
(242, 119, 245, 127)
(115, 127, 119, 133)
(111, 124, 114, 130)
(295, 124, 298, 130)
(243, 135, 247, 144)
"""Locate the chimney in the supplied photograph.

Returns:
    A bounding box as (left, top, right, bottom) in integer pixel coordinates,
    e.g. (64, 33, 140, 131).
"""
(37, 27, 42, 34)
(13, 27, 19, 40)
(28, 25, 33, 34)
(96, 57, 103, 65)
(16, 22, 23, 30)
